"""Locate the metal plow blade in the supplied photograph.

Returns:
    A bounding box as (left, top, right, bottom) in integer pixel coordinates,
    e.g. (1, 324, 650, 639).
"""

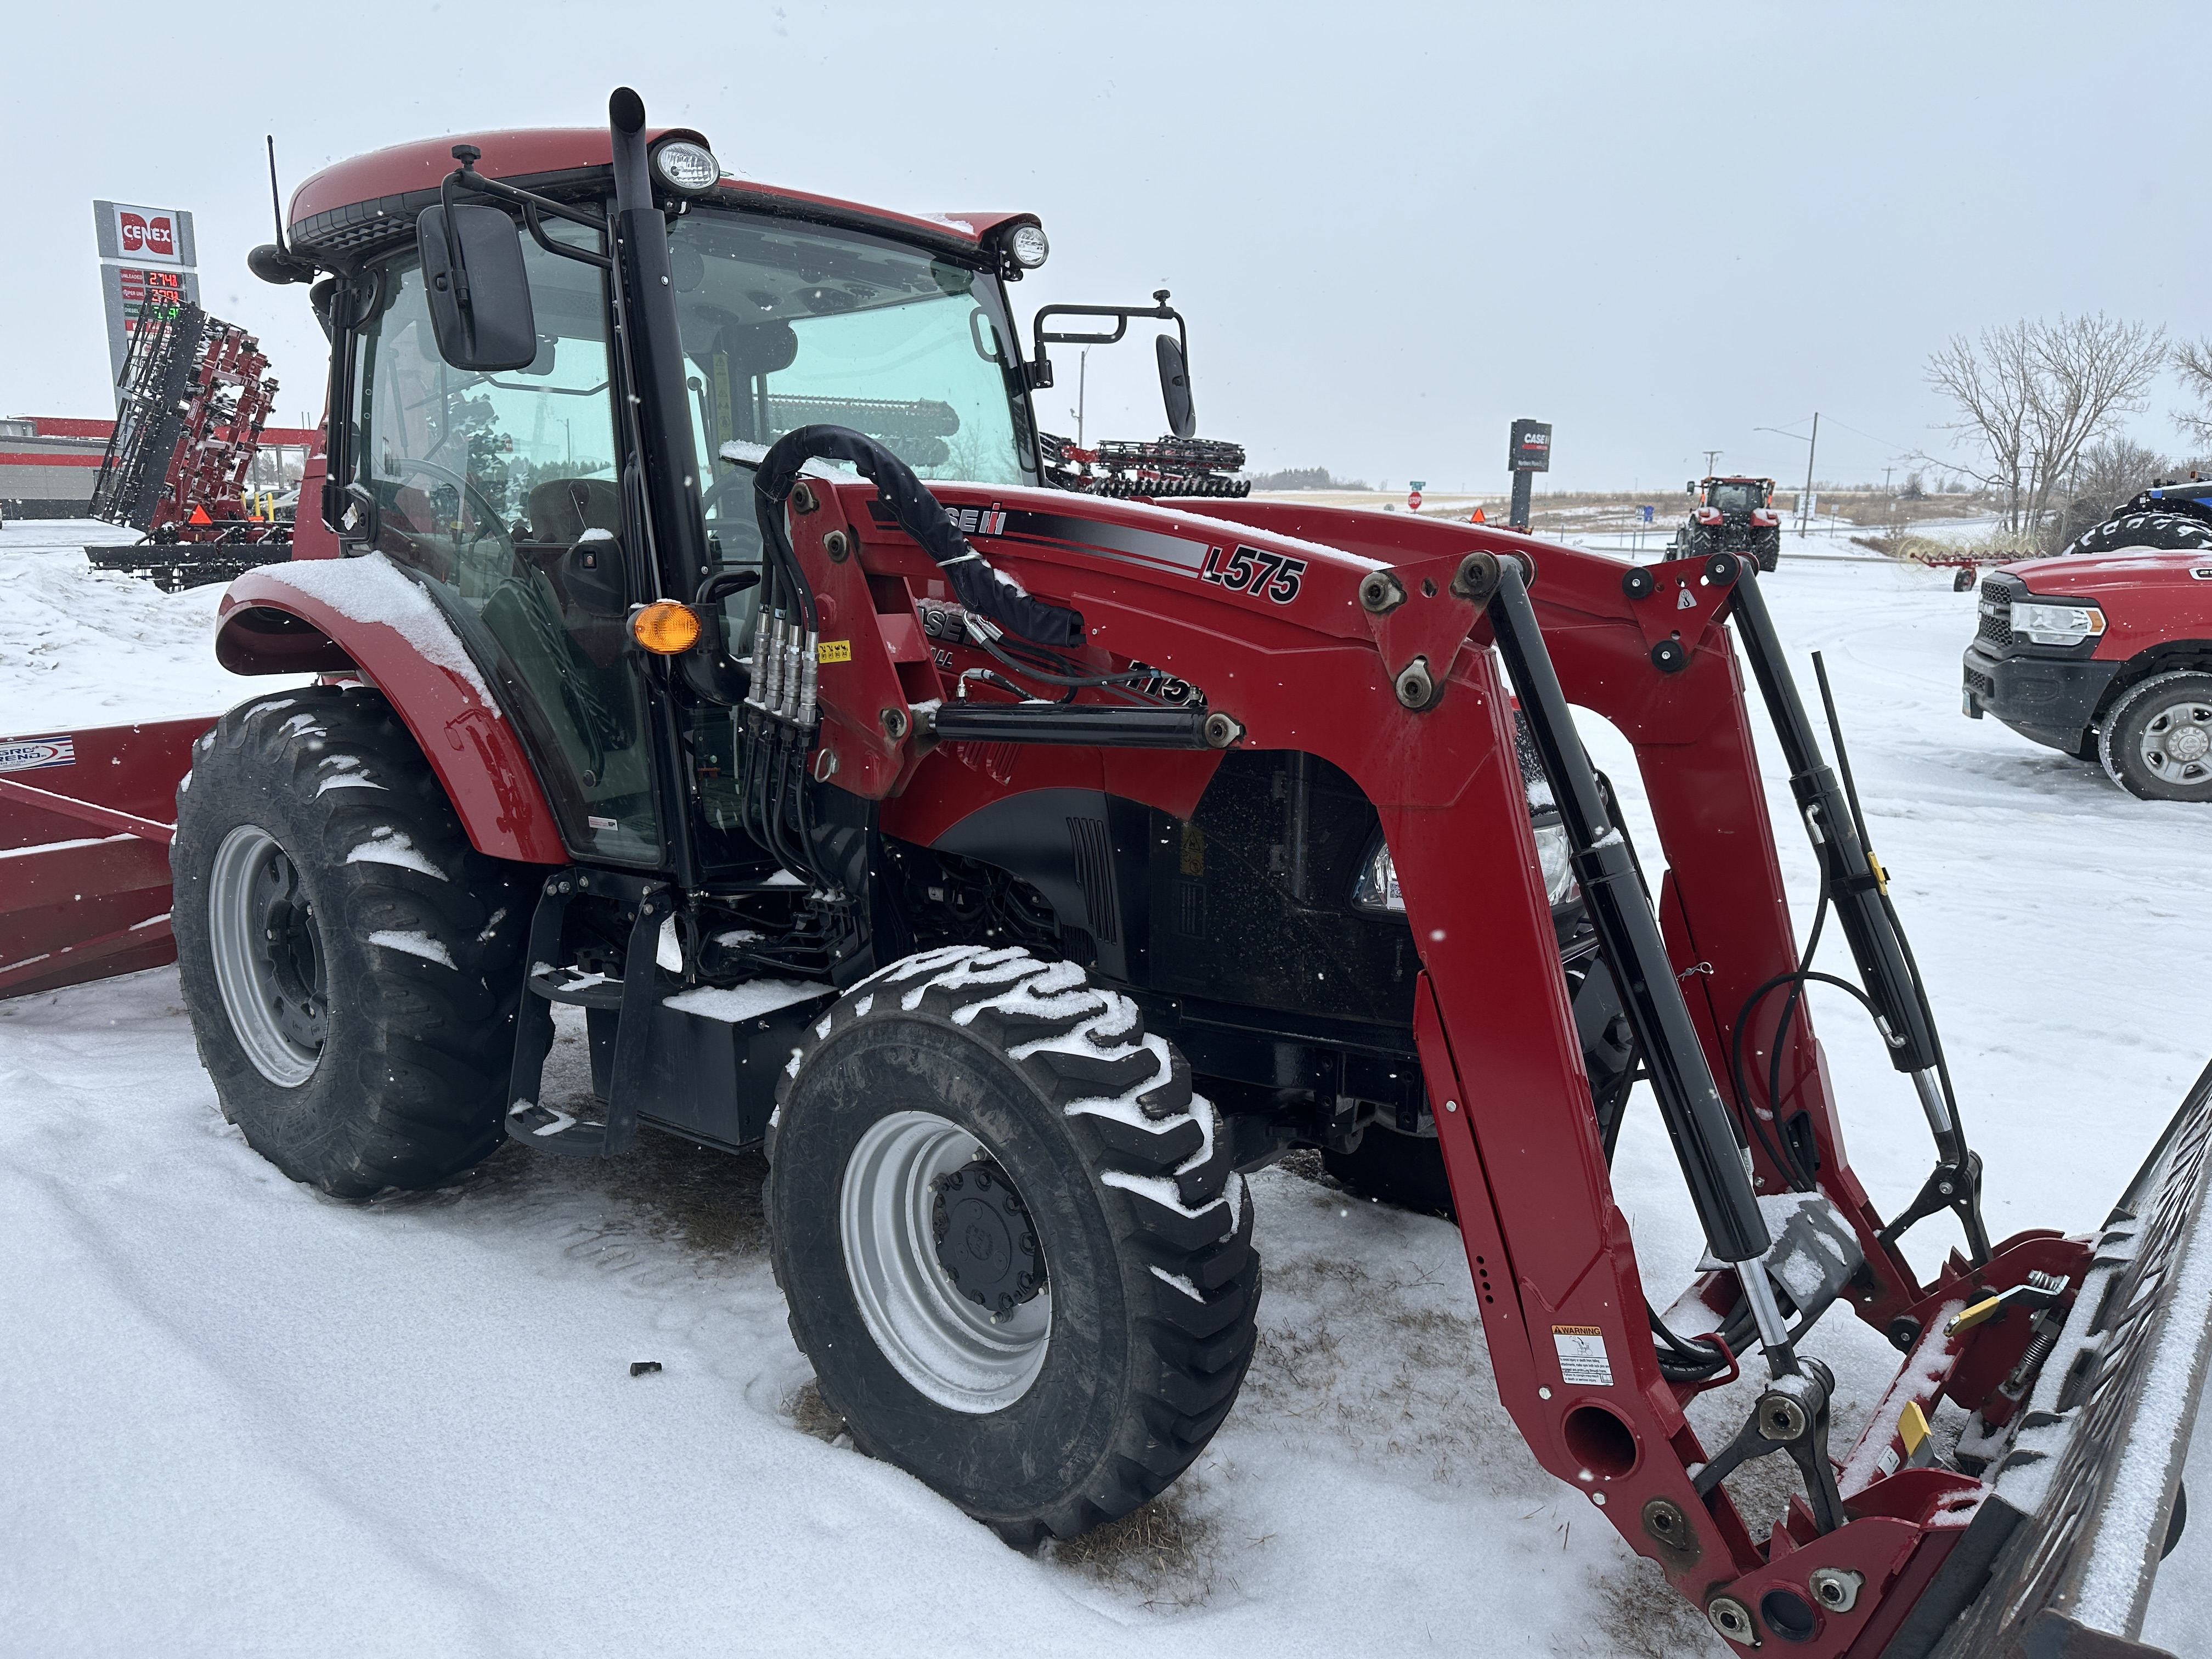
(1, 719, 203, 1000)
(1903, 1059, 2212, 1658)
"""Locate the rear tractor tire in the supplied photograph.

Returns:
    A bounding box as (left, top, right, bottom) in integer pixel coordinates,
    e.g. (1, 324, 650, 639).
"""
(2062, 511, 2212, 559)
(2098, 672, 2212, 803)
(766, 945, 1260, 1545)
(172, 686, 534, 1198)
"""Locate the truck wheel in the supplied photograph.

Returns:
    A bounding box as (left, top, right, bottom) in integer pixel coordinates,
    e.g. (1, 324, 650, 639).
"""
(2062, 512, 2212, 558)
(2098, 673, 2212, 802)
(172, 686, 534, 1198)
(766, 945, 1259, 1545)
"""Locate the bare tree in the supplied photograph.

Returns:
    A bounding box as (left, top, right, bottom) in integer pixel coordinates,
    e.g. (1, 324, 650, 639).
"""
(2023, 314, 2166, 532)
(1923, 314, 2164, 535)
(1926, 321, 2036, 531)
(2172, 337, 2212, 450)
(2046, 435, 2169, 550)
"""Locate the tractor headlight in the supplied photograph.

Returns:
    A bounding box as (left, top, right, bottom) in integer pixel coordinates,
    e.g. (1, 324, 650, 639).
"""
(2011, 598, 2106, 646)
(651, 140, 722, 196)
(1533, 821, 1578, 907)
(1352, 838, 1403, 913)
(1007, 224, 1049, 269)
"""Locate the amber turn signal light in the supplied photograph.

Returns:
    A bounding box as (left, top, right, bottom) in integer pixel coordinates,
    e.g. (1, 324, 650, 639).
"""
(630, 600, 702, 655)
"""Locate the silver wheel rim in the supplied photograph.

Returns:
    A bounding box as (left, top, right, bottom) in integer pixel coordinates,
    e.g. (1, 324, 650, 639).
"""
(839, 1110, 1049, 1413)
(2137, 699, 2212, 787)
(208, 824, 325, 1087)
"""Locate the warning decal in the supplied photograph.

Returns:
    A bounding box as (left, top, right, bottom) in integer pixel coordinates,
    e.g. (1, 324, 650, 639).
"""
(816, 640, 853, 663)
(1553, 1325, 1615, 1388)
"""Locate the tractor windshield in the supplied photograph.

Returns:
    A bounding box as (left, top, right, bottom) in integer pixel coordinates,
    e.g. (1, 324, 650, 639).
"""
(665, 209, 1033, 567)
(1711, 482, 1762, 513)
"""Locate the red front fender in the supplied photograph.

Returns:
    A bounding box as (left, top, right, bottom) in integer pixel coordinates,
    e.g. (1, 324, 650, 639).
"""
(215, 559, 567, 866)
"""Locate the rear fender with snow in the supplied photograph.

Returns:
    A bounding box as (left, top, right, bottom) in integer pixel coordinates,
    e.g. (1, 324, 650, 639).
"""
(215, 560, 566, 866)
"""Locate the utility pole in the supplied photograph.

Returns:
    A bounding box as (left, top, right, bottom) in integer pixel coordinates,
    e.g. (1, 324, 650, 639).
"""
(1702, 449, 1722, 477)
(1073, 348, 1088, 448)
(1801, 411, 1819, 534)
(1882, 465, 1894, 495)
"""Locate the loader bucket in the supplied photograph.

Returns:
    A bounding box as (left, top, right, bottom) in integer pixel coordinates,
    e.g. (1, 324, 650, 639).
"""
(1906, 1058, 2212, 1658)
(0, 719, 205, 1000)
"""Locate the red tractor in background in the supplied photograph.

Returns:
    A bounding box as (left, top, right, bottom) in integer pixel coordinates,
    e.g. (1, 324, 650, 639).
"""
(4, 89, 2211, 1658)
(1679, 475, 1785, 572)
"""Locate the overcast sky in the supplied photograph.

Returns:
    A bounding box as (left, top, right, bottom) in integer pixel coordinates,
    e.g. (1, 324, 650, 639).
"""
(5, 1, 2206, 495)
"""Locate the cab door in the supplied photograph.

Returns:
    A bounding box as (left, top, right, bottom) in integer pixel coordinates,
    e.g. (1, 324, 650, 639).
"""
(340, 218, 668, 867)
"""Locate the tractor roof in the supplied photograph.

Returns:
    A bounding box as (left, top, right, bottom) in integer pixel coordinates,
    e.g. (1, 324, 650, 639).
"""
(1700, 475, 1776, 487)
(286, 126, 1034, 270)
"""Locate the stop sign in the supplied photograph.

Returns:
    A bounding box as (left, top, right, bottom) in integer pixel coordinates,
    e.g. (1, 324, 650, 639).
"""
(1408, 490, 1423, 511)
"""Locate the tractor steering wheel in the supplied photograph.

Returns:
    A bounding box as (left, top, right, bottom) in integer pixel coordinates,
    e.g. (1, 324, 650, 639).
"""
(391, 455, 513, 556)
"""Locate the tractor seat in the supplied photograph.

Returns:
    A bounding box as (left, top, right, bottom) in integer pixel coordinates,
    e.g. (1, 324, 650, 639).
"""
(527, 477, 623, 545)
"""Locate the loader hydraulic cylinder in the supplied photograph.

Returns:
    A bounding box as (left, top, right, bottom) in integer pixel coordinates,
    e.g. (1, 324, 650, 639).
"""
(1717, 555, 1940, 1084)
(1483, 560, 1784, 1307)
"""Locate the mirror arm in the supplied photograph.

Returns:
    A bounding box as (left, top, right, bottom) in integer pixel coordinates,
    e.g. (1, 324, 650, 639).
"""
(523, 199, 613, 272)
(437, 158, 614, 272)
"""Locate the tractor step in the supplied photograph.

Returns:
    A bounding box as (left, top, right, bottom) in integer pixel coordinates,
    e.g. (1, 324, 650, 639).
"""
(526, 963, 625, 1009)
(504, 1098, 622, 1158)
(503, 868, 839, 1161)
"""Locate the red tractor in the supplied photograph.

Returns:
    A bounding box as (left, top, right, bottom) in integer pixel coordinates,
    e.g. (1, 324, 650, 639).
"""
(1679, 475, 1785, 572)
(5, 90, 2210, 1658)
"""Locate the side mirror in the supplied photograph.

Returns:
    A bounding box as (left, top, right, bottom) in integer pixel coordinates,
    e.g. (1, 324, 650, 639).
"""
(416, 203, 537, 371)
(1156, 334, 1196, 439)
(560, 531, 628, 617)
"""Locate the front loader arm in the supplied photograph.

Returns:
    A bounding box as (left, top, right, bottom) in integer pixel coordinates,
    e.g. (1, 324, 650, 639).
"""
(771, 473, 2191, 1656)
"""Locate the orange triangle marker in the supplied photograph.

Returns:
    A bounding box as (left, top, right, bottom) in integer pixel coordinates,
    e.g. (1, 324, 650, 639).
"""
(187, 505, 213, 525)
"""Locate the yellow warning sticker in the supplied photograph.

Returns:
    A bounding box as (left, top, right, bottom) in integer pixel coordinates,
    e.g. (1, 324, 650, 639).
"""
(816, 640, 852, 664)
(1553, 1325, 1614, 1388)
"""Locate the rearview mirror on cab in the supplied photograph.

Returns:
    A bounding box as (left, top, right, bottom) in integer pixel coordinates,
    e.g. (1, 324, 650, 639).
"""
(1157, 334, 1195, 440)
(416, 203, 537, 371)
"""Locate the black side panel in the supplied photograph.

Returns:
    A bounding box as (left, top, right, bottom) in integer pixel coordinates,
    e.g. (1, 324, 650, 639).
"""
(931, 787, 1144, 983)
(1144, 749, 1417, 1029)
(641, 989, 837, 1153)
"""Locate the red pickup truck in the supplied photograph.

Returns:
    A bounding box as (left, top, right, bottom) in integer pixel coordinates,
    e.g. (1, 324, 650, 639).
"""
(1963, 539, 2212, 800)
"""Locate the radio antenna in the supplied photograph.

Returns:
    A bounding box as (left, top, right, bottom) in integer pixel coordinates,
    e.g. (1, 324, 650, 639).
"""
(266, 136, 291, 255)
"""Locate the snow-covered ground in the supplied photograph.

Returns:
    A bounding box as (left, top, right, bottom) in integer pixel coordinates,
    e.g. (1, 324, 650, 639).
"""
(3, 521, 2208, 1656)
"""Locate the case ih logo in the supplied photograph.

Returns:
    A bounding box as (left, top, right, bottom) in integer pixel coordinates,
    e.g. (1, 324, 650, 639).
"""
(114, 206, 180, 263)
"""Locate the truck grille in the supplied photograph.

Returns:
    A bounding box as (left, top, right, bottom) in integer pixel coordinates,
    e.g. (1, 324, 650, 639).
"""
(1977, 578, 2018, 650)
(1963, 668, 1994, 697)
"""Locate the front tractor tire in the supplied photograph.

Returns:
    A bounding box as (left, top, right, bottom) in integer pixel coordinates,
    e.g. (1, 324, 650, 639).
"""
(172, 686, 534, 1198)
(766, 946, 1260, 1545)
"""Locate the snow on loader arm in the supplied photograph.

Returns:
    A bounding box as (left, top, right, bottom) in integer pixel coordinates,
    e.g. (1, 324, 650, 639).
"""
(0, 719, 207, 998)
